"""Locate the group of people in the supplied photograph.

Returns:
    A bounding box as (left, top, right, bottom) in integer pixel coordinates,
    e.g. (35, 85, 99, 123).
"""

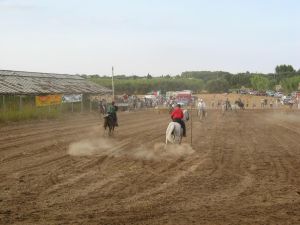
(102, 98, 209, 138)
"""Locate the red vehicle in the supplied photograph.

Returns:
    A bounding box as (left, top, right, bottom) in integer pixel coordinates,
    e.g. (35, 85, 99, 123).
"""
(175, 91, 192, 106)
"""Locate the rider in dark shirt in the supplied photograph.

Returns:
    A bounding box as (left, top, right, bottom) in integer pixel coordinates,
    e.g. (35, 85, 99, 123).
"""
(107, 101, 118, 126)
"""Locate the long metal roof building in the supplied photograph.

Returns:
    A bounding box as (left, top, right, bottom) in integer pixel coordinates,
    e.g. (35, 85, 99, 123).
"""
(0, 70, 111, 95)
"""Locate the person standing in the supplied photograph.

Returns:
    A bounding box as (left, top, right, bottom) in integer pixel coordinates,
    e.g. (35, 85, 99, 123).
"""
(197, 99, 207, 118)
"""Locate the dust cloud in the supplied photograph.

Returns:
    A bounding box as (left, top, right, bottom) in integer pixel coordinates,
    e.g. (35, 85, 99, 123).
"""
(266, 111, 300, 123)
(132, 143, 195, 161)
(68, 138, 118, 156)
(68, 138, 194, 161)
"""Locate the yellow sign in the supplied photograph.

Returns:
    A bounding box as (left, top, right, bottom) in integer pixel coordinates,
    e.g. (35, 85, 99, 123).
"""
(35, 95, 62, 106)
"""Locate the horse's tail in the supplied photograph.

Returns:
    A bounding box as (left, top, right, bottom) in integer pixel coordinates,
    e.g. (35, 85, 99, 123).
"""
(166, 122, 175, 144)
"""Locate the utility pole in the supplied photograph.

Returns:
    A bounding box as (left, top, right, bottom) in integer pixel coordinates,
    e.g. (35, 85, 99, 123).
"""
(190, 104, 193, 146)
(112, 66, 115, 100)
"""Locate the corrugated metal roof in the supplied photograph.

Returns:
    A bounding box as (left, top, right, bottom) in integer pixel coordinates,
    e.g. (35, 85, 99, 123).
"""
(0, 70, 112, 95)
(0, 70, 83, 79)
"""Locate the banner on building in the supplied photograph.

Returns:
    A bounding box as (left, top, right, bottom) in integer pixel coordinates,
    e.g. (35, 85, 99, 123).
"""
(35, 95, 62, 106)
(62, 94, 83, 103)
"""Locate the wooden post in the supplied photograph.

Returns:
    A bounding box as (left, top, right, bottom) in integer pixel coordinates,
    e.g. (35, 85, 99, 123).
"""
(81, 95, 83, 113)
(2, 95, 5, 111)
(71, 102, 74, 113)
(190, 104, 193, 146)
(112, 66, 115, 100)
(89, 99, 92, 113)
(19, 95, 22, 111)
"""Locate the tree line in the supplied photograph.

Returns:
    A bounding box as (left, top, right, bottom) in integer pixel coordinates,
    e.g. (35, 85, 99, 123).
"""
(86, 65, 300, 94)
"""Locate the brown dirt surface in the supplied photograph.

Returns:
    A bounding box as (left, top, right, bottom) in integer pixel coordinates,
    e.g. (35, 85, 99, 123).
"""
(1, 109, 300, 225)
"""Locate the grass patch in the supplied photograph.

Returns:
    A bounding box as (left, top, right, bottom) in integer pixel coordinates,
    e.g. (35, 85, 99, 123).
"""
(0, 106, 61, 123)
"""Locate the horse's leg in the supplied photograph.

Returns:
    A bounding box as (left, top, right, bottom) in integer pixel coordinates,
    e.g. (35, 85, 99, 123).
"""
(179, 128, 183, 144)
(104, 119, 107, 130)
(111, 125, 115, 136)
(108, 124, 112, 136)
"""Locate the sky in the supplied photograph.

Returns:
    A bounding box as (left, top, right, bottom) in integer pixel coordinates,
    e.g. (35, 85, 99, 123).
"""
(0, 0, 299, 76)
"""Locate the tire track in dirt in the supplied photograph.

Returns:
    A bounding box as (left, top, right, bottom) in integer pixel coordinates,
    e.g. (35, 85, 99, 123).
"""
(0, 115, 97, 139)
(0, 123, 99, 152)
(121, 155, 208, 207)
(198, 111, 255, 202)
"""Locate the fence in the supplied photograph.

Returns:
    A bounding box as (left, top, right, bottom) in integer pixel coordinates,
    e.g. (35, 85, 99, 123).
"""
(0, 94, 111, 122)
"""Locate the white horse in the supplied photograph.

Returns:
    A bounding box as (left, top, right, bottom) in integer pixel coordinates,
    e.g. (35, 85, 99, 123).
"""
(166, 122, 183, 144)
(165, 109, 189, 144)
(231, 104, 240, 111)
(198, 108, 207, 120)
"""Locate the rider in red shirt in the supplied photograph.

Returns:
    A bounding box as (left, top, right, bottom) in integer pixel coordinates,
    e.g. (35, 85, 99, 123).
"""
(171, 104, 186, 137)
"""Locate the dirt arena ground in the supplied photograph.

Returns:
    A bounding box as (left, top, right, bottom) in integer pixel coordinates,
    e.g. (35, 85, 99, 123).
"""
(1, 108, 300, 225)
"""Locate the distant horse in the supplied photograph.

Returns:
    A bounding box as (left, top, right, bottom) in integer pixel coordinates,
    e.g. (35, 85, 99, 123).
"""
(165, 109, 189, 144)
(222, 101, 231, 114)
(231, 104, 240, 111)
(103, 114, 115, 135)
(198, 108, 206, 120)
(234, 100, 245, 110)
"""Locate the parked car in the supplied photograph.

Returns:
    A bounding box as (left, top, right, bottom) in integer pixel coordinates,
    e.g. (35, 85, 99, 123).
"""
(256, 91, 267, 96)
(266, 90, 275, 97)
(239, 90, 247, 95)
(249, 90, 258, 95)
(274, 92, 283, 98)
(281, 96, 295, 105)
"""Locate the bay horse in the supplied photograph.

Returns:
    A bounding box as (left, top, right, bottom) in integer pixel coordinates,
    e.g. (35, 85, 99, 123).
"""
(234, 100, 245, 110)
(103, 114, 115, 135)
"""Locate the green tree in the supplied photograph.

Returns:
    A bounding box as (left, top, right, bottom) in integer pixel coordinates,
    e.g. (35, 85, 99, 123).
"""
(250, 75, 270, 91)
(206, 79, 229, 93)
(280, 76, 300, 93)
(275, 65, 295, 74)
